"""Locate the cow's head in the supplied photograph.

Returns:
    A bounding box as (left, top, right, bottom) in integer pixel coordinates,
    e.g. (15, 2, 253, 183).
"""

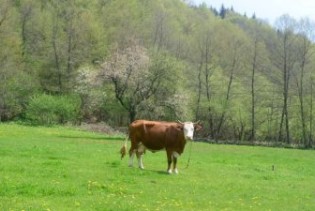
(178, 121, 202, 141)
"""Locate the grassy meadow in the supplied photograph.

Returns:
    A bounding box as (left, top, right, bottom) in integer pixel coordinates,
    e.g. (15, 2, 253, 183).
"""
(0, 123, 314, 210)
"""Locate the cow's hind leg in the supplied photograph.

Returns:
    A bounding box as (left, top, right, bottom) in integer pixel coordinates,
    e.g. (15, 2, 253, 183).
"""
(166, 150, 173, 174)
(128, 140, 137, 167)
(136, 143, 146, 169)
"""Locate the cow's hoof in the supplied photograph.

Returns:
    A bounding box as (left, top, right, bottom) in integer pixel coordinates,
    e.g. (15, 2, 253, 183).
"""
(167, 169, 172, 174)
(139, 166, 144, 170)
(173, 169, 178, 174)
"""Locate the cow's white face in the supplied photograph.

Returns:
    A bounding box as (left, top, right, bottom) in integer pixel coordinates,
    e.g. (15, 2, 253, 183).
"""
(183, 122, 195, 140)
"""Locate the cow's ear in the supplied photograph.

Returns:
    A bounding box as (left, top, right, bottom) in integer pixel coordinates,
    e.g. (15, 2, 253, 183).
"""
(194, 123, 202, 131)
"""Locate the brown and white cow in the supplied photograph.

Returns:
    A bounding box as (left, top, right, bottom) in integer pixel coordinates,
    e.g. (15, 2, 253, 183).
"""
(120, 120, 202, 174)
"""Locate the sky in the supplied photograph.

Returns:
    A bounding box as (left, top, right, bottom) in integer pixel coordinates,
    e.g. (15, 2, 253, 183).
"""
(191, 0, 315, 25)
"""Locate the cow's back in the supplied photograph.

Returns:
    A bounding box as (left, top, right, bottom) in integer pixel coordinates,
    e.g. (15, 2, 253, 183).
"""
(129, 120, 178, 151)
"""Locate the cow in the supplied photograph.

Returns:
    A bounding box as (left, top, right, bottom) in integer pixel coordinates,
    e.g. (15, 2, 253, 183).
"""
(120, 120, 202, 174)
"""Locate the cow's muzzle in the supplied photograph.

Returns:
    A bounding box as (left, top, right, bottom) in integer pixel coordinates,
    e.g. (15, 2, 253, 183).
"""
(185, 136, 193, 141)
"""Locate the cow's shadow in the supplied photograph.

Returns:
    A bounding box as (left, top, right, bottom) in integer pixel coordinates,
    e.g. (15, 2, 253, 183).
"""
(148, 169, 169, 175)
(126, 166, 171, 175)
(111, 160, 177, 175)
(142, 168, 176, 175)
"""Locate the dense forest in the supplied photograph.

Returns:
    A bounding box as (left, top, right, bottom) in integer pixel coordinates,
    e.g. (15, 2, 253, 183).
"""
(1, 0, 315, 147)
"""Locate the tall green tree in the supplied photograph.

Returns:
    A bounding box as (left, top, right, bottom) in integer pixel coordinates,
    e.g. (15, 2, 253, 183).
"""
(214, 22, 249, 140)
(0, 0, 34, 121)
(244, 20, 271, 141)
(26, 0, 106, 94)
(193, 18, 218, 138)
(274, 15, 297, 144)
(293, 18, 315, 147)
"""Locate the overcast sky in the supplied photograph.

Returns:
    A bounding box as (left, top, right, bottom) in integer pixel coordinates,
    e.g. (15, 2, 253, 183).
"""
(191, 0, 315, 25)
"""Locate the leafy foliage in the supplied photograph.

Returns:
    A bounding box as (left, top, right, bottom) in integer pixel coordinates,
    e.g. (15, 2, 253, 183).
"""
(1, 0, 315, 146)
(26, 94, 81, 125)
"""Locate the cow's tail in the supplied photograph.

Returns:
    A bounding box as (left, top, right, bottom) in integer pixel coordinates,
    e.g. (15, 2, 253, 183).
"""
(120, 136, 128, 159)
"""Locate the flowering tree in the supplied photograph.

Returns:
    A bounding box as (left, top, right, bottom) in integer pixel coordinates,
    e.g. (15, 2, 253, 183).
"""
(101, 40, 163, 122)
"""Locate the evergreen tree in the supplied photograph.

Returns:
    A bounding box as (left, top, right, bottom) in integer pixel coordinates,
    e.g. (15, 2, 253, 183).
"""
(219, 4, 227, 19)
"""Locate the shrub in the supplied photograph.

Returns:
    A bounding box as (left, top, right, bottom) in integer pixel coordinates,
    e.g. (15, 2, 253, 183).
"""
(26, 94, 81, 125)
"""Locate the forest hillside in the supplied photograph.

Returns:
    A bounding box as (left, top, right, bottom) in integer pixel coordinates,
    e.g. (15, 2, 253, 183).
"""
(0, 0, 314, 147)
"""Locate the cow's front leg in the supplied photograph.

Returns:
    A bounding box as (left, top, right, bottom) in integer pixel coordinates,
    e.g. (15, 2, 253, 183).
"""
(172, 152, 180, 174)
(166, 150, 172, 174)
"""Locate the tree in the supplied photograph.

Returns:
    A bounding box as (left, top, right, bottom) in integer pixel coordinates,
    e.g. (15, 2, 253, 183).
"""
(194, 19, 217, 138)
(275, 15, 297, 144)
(33, 0, 105, 94)
(293, 18, 315, 148)
(246, 21, 270, 141)
(250, 36, 259, 141)
(101, 40, 155, 122)
(309, 76, 315, 147)
(214, 23, 248, 140)
(0, 0, 34, 121)
(219, 4, 227, 19)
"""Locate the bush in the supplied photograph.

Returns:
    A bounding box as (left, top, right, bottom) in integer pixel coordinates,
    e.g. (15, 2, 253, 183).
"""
(26, 94, 81, 125)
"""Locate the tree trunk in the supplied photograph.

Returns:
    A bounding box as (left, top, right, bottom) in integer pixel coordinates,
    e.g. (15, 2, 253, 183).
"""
(282, 57, 290, 144)
(277, 33, 291, 144)
(296, 59, 307, 147)
(309, 77, 314, 148)
(129, 106, 136, 123)
(250, 39, 258, 141)
(195, 62, 203, 120)
(216, 57, 236, 140)
(52, 19, 62, 93)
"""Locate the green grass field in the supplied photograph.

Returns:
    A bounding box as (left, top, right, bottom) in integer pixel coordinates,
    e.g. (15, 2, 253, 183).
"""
(0, 123, 314, 210)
